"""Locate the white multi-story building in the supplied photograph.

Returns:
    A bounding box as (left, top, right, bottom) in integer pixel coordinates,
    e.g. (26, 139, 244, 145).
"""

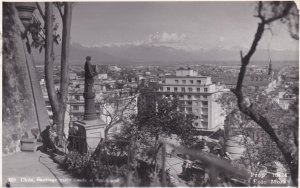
(277, 91, 297, 110)
(158, 68, 224, 131)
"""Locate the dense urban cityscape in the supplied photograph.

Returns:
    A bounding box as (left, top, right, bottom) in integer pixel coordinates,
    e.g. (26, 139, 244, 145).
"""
(2, 1, 299, 187)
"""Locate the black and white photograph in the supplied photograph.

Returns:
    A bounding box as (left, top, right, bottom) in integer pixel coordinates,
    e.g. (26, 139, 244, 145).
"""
(2, 1, 299, 187)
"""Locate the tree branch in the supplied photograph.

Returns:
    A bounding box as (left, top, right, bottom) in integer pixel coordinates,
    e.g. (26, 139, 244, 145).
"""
(55, 2, 64, 19)
(103, 94, 137, 138)
(255, 1, 265, 22)
(264, 2, 294, 24)
(36, 2, 45, 21)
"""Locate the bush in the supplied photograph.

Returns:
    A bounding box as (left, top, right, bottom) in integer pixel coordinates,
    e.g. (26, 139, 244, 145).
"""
(63, 150, 173, 187)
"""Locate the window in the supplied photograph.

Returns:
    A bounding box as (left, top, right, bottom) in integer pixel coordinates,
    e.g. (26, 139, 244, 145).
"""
(187, 107, 192, 112)
(73, 106, 79, 110)
(202, 101, 208, 105)
(166, 94, 170, 98)
(75, 95, 80, 100)
(167, 87, 170, 91)
(187, 101, 192, 105)
(179, 94, 184, 98)
(203, 95, 208, 99)
(197, 80, 201, 84)
(188, 87, 193, 92)
(175, 80, 179, 84)
(188, 95, 192, 99)
(204, 88, 208, 92)
(182, 80, 186, 84)
(202, 108, 208, 113)
(160, 87, 163, 91)
(162, 80, 166, 84)
(75, 84, 80, 88)
(174, 87, 178, 92)
(197, 88, 200, 92)
(190, 80, 194, 84)
(181, 87, 185, 92)
(195, 122, 199, 126)
(196, 95, 200, 99)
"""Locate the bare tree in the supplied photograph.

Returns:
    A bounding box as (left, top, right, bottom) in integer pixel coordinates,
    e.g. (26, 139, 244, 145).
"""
(231, 1, 298, 185)
(44, 2, 73, 143)
(97, 90, 138, 139)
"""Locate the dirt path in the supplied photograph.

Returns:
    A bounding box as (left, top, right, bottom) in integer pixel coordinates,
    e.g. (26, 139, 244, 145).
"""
(2, 151, 83, 187)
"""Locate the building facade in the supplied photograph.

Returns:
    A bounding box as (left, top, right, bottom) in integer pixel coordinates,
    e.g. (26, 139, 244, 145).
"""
(158, 68, 224, 131)
(277, 91, 297, 110)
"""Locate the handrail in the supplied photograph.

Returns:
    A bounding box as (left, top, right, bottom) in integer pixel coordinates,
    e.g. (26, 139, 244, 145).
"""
(165, 142, 250, 179)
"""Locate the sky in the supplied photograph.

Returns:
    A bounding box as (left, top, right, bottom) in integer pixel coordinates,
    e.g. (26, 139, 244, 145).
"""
(69, 1, 298, 52)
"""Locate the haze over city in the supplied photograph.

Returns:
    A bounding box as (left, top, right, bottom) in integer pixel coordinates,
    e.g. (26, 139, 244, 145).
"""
(33, 1, 298, 64)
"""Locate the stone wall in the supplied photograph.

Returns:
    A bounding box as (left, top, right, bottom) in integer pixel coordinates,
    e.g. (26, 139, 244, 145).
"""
(2, 3, 49, 155)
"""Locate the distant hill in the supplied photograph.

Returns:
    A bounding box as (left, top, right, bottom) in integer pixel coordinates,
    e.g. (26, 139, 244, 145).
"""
(32, 42, 298, 66)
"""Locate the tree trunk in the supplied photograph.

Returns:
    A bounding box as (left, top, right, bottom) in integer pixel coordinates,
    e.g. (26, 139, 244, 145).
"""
(104, 127, 109, 140)
(57, 2, 72, 143)
(45, 2, 60, 116)
(52, 109, 65, 144)
(45, 2, 73, 144)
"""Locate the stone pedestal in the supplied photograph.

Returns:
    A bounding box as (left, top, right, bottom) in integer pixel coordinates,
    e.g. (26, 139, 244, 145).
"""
(74, 119, 106, 150)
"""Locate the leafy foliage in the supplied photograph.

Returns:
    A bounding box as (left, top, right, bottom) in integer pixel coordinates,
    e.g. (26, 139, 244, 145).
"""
(23, 13, 61, 54)
(258, 1, 299, 40)
(217, 86, 298, 182)
(121, 96, 198, 147)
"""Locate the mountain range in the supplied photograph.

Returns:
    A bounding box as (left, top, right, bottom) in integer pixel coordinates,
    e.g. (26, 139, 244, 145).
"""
(32, 42, 298, 65)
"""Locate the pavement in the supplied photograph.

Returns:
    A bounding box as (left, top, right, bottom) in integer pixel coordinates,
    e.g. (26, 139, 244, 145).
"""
(2, 150, 83, 187)
(2, 146, 188, 187)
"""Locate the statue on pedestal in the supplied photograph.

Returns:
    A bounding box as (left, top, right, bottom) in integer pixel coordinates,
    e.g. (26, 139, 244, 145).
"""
(71, 56, 107, 151)
(83, 56, 98, 120)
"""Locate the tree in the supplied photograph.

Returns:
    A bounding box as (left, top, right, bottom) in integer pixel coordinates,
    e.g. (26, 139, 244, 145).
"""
(231, 1, 298, 185)
(218, 88, 297, 185)
(136, 96, 197, 145)
(97, 90, 138, 139)
(116, 94, 198, 168)
(21, 3, 73, 143)
(43, 2, 73, 143)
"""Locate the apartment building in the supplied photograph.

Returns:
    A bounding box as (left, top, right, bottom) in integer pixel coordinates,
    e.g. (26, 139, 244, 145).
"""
(277, 91, 297, 110)
(158, 68, 224, 131)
